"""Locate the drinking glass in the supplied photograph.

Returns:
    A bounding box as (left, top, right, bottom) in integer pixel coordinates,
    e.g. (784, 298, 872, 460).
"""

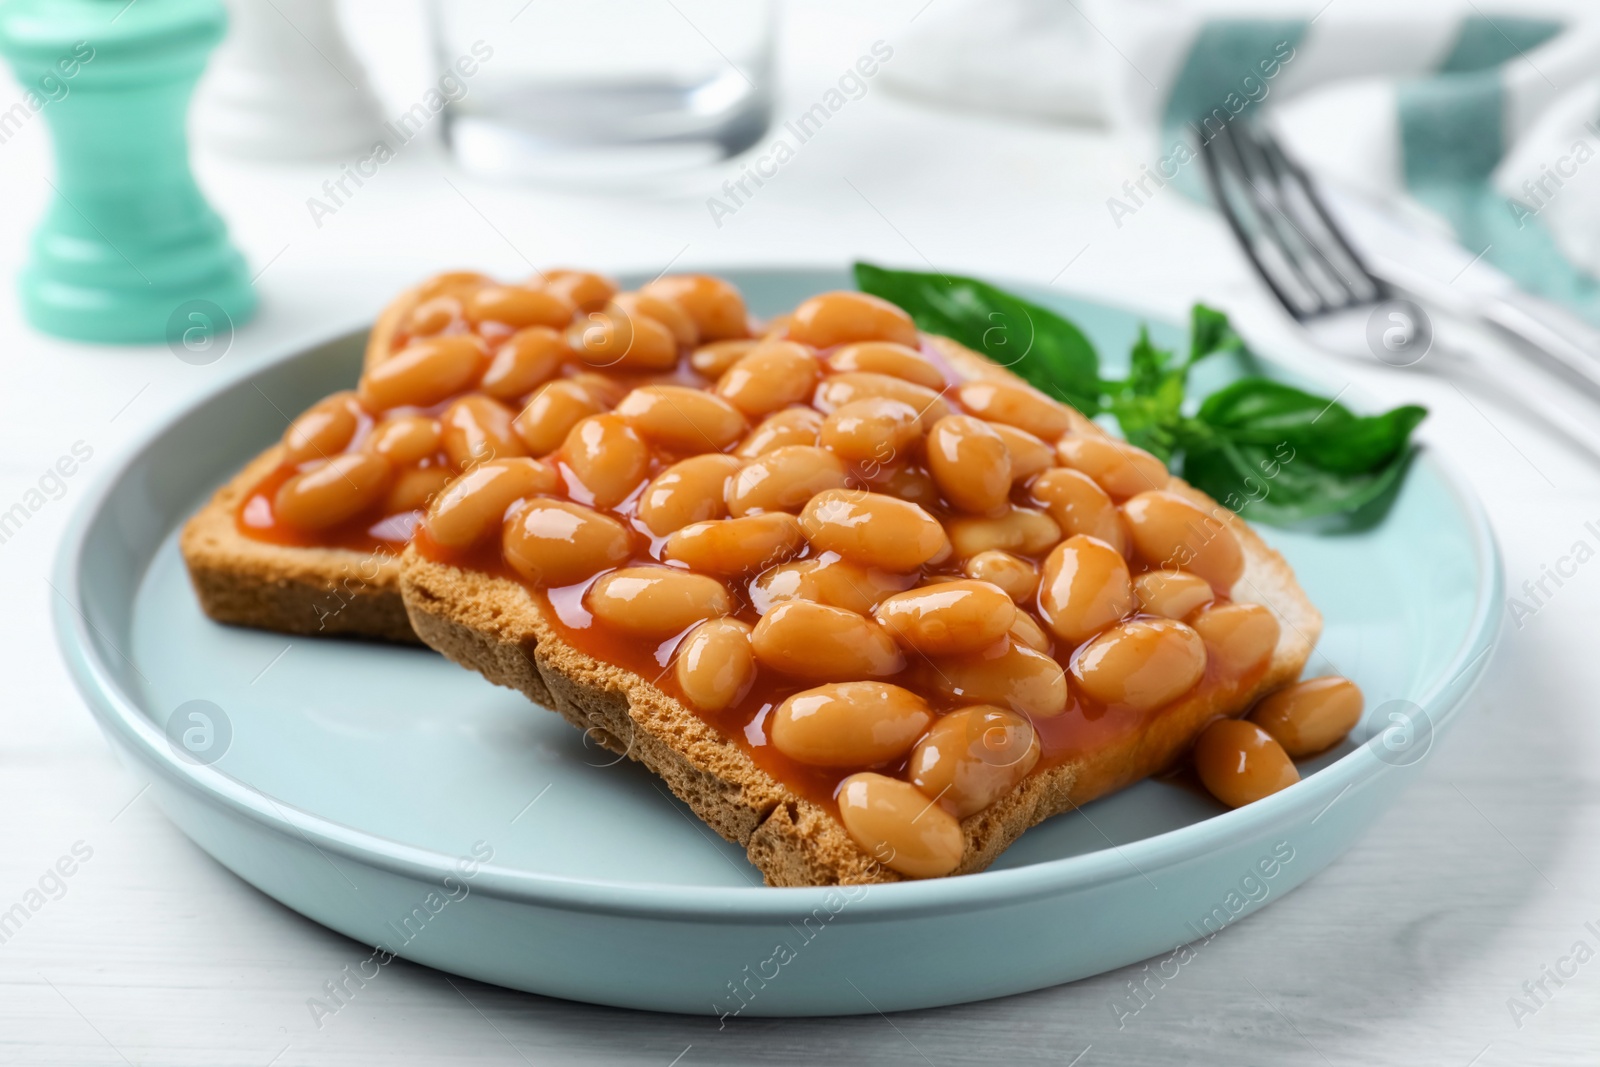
(428, 0, 774, 185)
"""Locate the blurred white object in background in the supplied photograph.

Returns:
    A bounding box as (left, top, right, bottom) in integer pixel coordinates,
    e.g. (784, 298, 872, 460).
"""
(430, 0, 774, 187)
(879, 0, 1107, 124)
(195, 0, 385, 160)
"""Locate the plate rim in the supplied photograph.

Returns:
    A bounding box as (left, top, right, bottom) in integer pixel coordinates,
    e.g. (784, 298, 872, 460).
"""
(52, 268, 1504, 922)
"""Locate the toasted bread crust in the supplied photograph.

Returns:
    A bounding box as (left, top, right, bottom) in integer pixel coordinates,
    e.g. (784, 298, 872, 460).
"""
(181, 279, 425, 645)
(399, 336, 1323, 886)
(180, 448, 419, 644)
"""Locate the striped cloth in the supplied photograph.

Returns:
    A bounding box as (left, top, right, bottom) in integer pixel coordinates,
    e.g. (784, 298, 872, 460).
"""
(1101, 3, 1600, 322)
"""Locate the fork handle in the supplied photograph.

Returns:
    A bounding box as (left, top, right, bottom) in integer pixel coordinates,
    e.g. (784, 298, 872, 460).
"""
(1478, 293, 1600, 392)
(1375, 254, 1600, 395)
(1443, 328, 1600, 467)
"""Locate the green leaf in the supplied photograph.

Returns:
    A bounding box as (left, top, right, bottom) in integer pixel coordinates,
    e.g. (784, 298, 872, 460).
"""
(1195, 379, 1427, 473)
(1105, 328, 1185, 460)
(1181, 378, 1427, 523)
(1187, 304, 1244, 367)
(853, 262, 1101, 414)
(1182, 436, 1418, 523)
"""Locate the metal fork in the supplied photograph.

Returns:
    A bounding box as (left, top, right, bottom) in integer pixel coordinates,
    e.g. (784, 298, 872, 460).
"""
(1200, 118, 1600, 408)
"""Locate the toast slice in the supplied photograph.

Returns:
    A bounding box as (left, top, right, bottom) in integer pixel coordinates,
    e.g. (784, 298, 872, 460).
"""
(181, 447, 420, 643)
(179, 281, 431, 643)
(399, 336, 1322, 886)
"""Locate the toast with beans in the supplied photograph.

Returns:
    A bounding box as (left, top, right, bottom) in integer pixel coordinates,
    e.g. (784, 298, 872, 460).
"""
(181, 269, 728, 641)
(394, 282, 1325, 886)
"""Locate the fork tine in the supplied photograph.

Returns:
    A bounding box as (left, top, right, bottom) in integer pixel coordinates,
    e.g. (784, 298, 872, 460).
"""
(1249, 122, 1389, 305)
(1227, 123, 1360, 309)
(1201, 123, 1326, 321)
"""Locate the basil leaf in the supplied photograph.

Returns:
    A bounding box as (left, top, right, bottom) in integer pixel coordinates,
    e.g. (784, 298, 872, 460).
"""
(1187, 304, 1245, 367)
(1196, 379, 1427, 473)
(1182, 436, 1418, 523)
(1106, 328, 1185, 460)
(853, 262, 1101, 414)
(1181, 378, 1427, 523)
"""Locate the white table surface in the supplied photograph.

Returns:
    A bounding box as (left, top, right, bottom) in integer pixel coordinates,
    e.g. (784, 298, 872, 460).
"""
(3, 2, 1598, 1064)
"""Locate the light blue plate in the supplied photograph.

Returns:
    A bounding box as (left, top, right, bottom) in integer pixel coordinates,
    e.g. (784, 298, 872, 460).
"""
(53, 268, 1501, 1016)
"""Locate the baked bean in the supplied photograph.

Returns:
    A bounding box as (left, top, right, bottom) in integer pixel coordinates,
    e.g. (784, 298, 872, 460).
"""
(726, 445, 849, 516)
(945, 507, 1060, 559)
(908, 706, 1040, 818)
(663, 513, 805, 575)
(513, 379, 606, 456)
(771, 682, 931, 767)
(964, 550, 1038, 601)
(1008, 611, 1051, 652)
(274, 452, 393, 530)
(873, 465, 941, 511)
(1039, 535, 1134, 644)
(570, 372, 627, 407)
(1249, 677, 1363, 758)
(1193, 719, 1299, 808)
(825, 342, 945, 390)
(954, 380, 1073, 440)
(788, 291, 919, 349)
(1133, 570, 1213, 620)
(799, 490, 949, 571)
(1057, 436, 1168, 500)
(759, 312, 793, 339)
(641, 274, 750, 341)
(873, 580, 1016, 656)
(503, 499, 632, 586)
(691, 338, 759, 379)
(837, 772, 964, 879)
(543, 270, 617, 312)
(926, 638, 1068, 718)
(560, 414, 651, 509)
(612, 291, 698, 348)
(752, 557, 916, 616)
(716, 342, 819, 417)
(441, 395, 527, 470)
(813, 372, 950, 429)
(986, 423, 1054, 482)
(615, 385, 747, 454)
(818, 398, 922, 467)
(480, 327, 569, 400)
(416, 271, 491, 301)
(927, 415, 1012, 514)
(282, 392, 359, 465)
(674, 618, 756, 713)
(1122, 490, 1244, 592)
(1190, 602, 1279, 677)
(1071, 619, 1206, 712)
(1029, 468, 1127, 555)
(365, 415, 441, 465)
(569, 305, 679, 371)
(367, 296, 407, 366)
(404, 295, 461, 337)
(587, 566, 733, 636)
(358, 335, 487, 411)
(737, 407, 822, 457)
(466, 285, 575, 330)
(750, 600, 905, 679)
(637, 454, 740, 535)
(384, 465, 453, 515)
(425, 458, 560, 549)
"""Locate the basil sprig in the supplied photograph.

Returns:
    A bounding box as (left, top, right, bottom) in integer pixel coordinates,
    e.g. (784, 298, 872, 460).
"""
(854, 263, 1426, 526)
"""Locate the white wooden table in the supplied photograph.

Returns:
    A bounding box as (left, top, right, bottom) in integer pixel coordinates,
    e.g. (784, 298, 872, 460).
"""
(2, 2, 1596, 1063)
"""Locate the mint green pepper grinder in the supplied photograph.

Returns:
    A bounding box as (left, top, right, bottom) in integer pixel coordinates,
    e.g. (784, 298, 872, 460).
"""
(0, 0, 256, 344)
